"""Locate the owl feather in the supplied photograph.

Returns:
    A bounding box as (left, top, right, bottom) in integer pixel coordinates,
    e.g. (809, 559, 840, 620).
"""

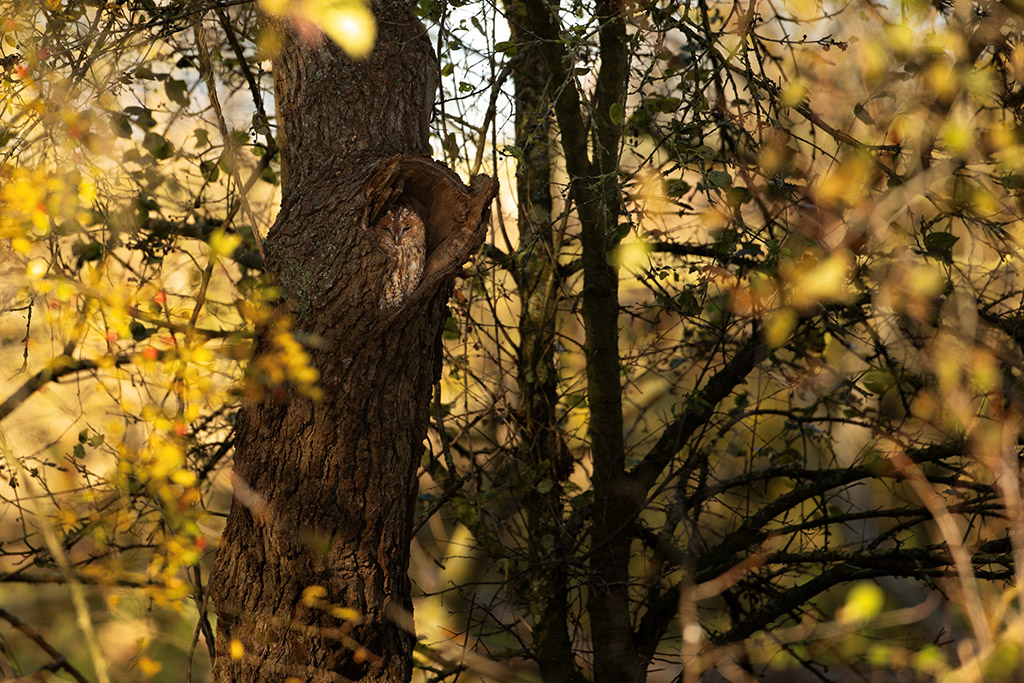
(375, 206, 426, 309)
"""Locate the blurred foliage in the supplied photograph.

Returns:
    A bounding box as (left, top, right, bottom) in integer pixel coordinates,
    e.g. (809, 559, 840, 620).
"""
(1, 0, 1024, 681)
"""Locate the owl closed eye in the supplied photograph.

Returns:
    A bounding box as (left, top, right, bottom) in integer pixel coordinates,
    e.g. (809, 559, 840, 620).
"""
(373, 205, 426, 309)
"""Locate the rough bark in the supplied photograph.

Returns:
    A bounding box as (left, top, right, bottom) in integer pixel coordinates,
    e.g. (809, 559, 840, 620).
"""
(207, 4, 497, 681)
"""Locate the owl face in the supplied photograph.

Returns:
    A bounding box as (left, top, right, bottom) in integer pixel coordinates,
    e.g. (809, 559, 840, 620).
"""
(375, 206, 426, 251)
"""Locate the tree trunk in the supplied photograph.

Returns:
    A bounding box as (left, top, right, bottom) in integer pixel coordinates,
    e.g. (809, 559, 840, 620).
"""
(506, 9, 583, 680)
(516, 0, 637, 678)
(207, 4, 497, 681)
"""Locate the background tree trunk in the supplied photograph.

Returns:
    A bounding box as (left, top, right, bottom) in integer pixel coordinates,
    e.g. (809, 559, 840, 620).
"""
(207, 3, 496, 681)
(505, 10, 583, 680)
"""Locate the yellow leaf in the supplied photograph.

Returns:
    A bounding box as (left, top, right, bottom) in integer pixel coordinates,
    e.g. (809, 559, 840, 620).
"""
(151, 442, 184, 480)
(230, 639, 245, 660)
(257, 27, 285, 60)
(971, 350, 999, 392)
(857, 40, 888, 82)
(302, 584, 327, 606)
(967, 67, 997, 106)
(838, 582, 884, 624)
(26, 258, 48, 279)
(613, 239, 651, 271)
(790, 251, 853, 307)
(634, 169, 667, 215)
(924, 59, 957, 101)
(299, 0, 376, 59)
(885, 23, 914, 56)
(1012, 42, 1024, 83)
(780, 81, 808, 107)
(171, 469, 197, 486)
(331, 606, 362, 621)
(906, 263, 943, 298)
(258, 0, 290, 15)
(764, 308, 797, 348)
(137, 656, 163, 677)
(940, 120, 971, 155)
(78, 179, 97, 204)
(209, 229, 243, 258)
(783, 0, 820, 21)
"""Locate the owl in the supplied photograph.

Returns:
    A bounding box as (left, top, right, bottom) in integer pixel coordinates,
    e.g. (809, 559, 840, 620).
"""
(374, 205, 426, 309)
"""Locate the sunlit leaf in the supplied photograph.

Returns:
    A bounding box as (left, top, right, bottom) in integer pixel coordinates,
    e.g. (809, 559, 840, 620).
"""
(137, 656, 162, 677)
(780, 81, 809, 107)
(613, 239, 651, 271)
(788, 251, 853, 307)
(209, 229, 243, 258)
(764, 308, 798, 348)
(297, 0, 377, 59)
(259, 0, 291, 15)
(25, 258, 47, 278)
(838, 582, 884, 624)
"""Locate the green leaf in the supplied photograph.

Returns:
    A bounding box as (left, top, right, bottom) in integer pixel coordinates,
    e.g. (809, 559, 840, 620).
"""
(72, 240, 103, 263)
(644, 95, 681, 113)
(569, 490, 593, 510)
(924, 231, 959, 252)
(142, 132, 173, 159)
(444, 132, 460, 161)
(134, 63, 158, 80)
(442, 315, 460, 340)
(677, 290, 700, 315)
(200, 159, 219, 181)
(165, 78, 189, 107)
(853, 103, 875, 125)
(129, 321, 152, 341)
(252, 113, 270, 137)
(110, 113, 132, 138)
(862, 369, 895, 394)
(609, 102, 625, 126)
(708, 170, 732, 188)
(726, 186, 751, 206)
(609, 223, 630, 245)
(667, 179, 691, 197)
(73, 444, 86, 459)
(194, 128, 209, 148)
(1000, 174, 1024, 189)
(125, 106, 156, 130)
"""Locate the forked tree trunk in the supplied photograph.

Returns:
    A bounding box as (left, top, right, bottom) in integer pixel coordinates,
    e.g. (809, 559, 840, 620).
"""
(208, 3, 497, 681)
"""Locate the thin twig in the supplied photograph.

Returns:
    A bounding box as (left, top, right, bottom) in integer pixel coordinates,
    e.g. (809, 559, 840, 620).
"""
(0, 608, 89, 683)
(193, 18, 267, 261)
